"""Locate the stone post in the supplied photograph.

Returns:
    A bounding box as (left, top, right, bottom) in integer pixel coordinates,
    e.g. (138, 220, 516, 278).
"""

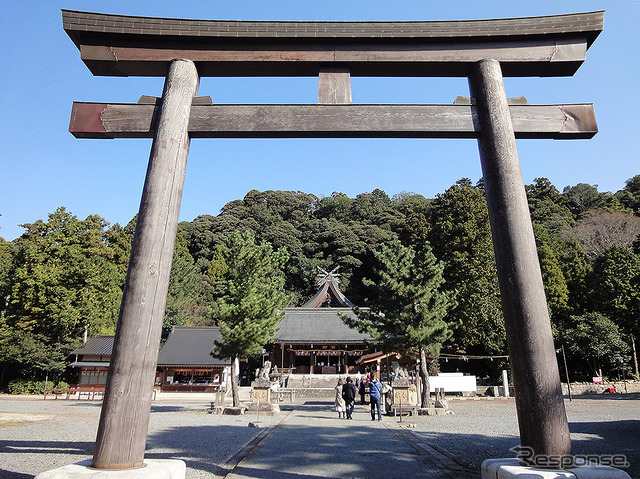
(92, 59, 199, 469)
(468, 59, 571, 464)
(502, 369, 510, 398)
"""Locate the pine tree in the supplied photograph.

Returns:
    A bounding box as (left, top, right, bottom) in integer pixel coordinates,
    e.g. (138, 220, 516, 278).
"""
(210, 231, 289, 406)
(341, 239, 457, 407)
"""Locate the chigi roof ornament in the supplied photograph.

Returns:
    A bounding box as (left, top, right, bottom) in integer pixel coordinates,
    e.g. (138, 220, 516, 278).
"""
(302, 266, 354, 308)
(316, 266, 341, 285)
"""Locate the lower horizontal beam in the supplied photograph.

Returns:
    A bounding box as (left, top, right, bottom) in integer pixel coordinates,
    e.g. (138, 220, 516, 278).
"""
(69, 102, 597, 139)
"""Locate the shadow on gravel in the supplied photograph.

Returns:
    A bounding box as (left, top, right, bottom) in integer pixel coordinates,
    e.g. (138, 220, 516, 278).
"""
(146, 424, 266, 477)
(410, 430, 519, 472)
(411, 419, 639, 478)
(567, 392, 640, 401)
(61, 402, 193, 413)
(221, 465, 324, 479)
(66, 401, 102, 407)
(0, 440, 93, 456)
(0, 470, 33, 479)
(150, 405, 189, 413)
(295, 400, 333, 411)
(570, 418, 640, 443)
(570, 419, 639, 477)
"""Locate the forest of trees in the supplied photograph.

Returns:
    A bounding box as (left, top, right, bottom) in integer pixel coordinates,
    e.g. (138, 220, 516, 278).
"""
(1, 174, 639, 389)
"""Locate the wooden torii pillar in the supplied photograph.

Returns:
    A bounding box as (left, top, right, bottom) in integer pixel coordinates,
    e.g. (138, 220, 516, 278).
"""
(63, 9, 603, 470)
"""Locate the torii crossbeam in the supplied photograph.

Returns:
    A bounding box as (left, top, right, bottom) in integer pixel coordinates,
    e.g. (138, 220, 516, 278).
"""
(61, 9, 604, 475)
(69, 101, 597, 139)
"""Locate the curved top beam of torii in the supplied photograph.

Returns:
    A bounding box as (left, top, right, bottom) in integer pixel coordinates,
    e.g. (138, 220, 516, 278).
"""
(62, 10, 604, 77)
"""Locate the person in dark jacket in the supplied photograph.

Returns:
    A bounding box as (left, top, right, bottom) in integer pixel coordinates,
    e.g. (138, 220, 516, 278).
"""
(342, 377, 358, 419)
(368, 377, 383, 421)
(359, 377, 368, 404)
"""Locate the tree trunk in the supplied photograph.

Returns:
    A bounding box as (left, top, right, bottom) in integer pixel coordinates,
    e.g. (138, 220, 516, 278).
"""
(231, 357, 240, 407)
(419, 348, 430, 408)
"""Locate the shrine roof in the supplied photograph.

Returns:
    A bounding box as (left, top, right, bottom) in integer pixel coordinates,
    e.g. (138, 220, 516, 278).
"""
(71, 335, 114, 356)
(157, 326, 231, 367)
(275, 308, 373, 344)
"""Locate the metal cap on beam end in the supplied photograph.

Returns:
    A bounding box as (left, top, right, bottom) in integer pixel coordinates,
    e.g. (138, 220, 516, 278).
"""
(69, 102, 110, 138)
(558, 104, 598, 138)
(551, 39, 587, 63)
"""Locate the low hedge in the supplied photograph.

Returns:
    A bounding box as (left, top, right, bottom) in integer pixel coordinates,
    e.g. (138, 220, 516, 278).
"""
(6, 379, 69, 395)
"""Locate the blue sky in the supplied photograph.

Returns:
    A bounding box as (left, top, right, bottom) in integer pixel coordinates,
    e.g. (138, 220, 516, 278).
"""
(1, 1, 638, 241)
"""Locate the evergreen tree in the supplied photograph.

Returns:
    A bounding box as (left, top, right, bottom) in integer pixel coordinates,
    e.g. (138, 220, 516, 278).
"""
(564, 312, 630, 379)
(341, 239, 457, 407)
(1, 208, 126, 383)
(0, 237, 14, 314)
(210, 231, 289, 406)
(532, 225, 569, 328)
(427, 180, 505, 355)
(526, 178, 573, 235)
(554, 236, 590, 315)
(616, 175, 640, 216)
(562, 183, 608, 219)
(163, 229, 213, 339)
(587, 246, 640, 339)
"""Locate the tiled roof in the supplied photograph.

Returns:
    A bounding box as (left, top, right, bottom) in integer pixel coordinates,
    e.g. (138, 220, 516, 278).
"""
(157, 326, 231, 367)
(62, 10, 604, 45)
(71, 336, 114, 356)
(275, 308, 372, 344)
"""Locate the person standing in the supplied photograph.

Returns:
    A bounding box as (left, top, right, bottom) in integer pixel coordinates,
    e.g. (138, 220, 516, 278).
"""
(368, 376, 383, 421)
(358, 378, 366, 404)
(334, 379, 346, 419)
(342, 377, 358, 419)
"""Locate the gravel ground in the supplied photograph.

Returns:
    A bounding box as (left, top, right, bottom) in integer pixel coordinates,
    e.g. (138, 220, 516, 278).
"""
(1, 394, 638, 478)
(410, 395, 640, 478)
(0, 395, 276, 478)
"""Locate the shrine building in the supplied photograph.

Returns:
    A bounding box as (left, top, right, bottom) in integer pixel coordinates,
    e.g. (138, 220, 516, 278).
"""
(269, 268, 375, 375)
(68, 269, 381, 390)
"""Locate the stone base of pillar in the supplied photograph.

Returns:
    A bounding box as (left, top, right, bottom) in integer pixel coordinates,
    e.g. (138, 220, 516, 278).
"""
(35, 459, 186, 479)
(482, 458, 631, 478)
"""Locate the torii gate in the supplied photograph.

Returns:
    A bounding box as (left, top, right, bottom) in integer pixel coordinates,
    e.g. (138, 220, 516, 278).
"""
(63, 9, 603, 473)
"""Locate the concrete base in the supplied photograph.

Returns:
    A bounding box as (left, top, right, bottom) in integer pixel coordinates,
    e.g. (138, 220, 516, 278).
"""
(482, 458, 631, 479)
(35, 459, 186, 479)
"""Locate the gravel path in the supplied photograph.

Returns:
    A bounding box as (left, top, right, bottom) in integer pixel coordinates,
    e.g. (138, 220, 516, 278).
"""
(1, 394, 637, 478)
(0, 395, 276, 478)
